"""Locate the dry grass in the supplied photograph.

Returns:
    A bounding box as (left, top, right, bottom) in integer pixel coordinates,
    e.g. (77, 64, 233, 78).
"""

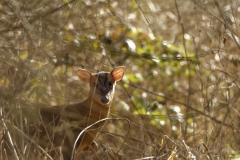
(1, 0, 240, 159)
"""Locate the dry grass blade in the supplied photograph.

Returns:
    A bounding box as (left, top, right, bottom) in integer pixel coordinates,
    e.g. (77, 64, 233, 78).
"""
(197, 142, 213, 160)
(2, 120, 19, 160)
(12, 126, 53, 160)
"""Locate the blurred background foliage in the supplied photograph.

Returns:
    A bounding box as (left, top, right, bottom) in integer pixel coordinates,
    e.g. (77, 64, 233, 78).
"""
(1, 0, 240, 159)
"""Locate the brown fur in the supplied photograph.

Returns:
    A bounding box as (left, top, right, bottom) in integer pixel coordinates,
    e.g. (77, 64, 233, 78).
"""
(35, 66, 125, 159)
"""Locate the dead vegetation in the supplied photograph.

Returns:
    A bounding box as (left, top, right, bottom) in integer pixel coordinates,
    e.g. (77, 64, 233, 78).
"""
(1, 0, 240, 159)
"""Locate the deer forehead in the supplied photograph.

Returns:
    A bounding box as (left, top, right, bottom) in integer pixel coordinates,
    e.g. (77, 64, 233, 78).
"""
(91, 72, 114, 84)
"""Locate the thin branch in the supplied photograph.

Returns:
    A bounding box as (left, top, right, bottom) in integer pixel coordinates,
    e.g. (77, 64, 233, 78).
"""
(195, 0, 240, 50)
(71, 117, 130, 160)
(107, 0, 124, 24)
(0, 0, 76, 34)
(135, 0, 155, 36)
(5, 0, 37, 45)
(128, 83, 233, 128)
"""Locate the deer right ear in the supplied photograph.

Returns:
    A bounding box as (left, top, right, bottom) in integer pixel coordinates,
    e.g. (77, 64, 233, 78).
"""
(78, 68, 91, 82)
(111, 66, 125, 82)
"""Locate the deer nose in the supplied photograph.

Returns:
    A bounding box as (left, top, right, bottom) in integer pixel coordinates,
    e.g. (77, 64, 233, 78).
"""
(101, 96, 109, 104)
(100, 87, 110, 104)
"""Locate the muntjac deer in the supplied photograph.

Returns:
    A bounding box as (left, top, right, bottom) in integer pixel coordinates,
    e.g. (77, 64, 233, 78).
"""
(36, 66, 125, 159)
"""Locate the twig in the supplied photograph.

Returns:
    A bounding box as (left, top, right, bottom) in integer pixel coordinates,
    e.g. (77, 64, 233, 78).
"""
(5, 0, 37, 45)
(197, 142, 213, 160)
(182, 140, 197, 160)
(195, 0, 240, 49)
(213, 0, 240, 50)
(0, 0, 76, 34)
(71, 117, 130, 160)
(135, 0, 155, 36)
(107, 0, 124, 24)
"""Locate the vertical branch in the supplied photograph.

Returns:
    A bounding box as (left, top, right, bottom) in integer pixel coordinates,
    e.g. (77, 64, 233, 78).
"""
(174, 0, 192, 138)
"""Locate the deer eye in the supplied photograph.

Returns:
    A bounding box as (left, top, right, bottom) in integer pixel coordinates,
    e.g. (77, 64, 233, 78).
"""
(109, 81, 113, 87)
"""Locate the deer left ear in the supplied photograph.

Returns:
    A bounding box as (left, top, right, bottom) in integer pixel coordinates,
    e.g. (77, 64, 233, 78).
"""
(111, 66, 125, 81)
(78, 68, 91, 82)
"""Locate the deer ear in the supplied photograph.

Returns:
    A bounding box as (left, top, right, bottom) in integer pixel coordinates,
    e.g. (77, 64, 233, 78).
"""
(111, 66, 125, 81)
(78, 68, 91, 82)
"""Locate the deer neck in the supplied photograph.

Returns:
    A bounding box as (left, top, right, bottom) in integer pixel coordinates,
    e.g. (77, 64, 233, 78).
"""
(84, 97, 111, 119)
